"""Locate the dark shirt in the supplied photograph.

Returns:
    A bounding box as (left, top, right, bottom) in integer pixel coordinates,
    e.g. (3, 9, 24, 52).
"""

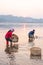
(29, 31, 34, 35)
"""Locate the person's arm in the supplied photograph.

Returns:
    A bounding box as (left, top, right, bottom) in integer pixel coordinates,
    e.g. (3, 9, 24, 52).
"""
(9, 32, 12, 38)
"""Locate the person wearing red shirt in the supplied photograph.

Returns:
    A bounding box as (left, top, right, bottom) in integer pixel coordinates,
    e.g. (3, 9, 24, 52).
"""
(5, 29, 14, 48)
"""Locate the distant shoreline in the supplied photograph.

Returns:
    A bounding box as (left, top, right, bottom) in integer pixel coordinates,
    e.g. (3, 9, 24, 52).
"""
(0, 22, 43, 23)
(0, 15, 43, 23)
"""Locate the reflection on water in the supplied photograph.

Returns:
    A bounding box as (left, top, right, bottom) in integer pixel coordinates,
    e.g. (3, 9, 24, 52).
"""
(5, 44, 19, 54)
(7, 52, 16, 65)
(30, 55, 41, 60)
(28, 41, 35, 47)
(28, 38, 35, 47)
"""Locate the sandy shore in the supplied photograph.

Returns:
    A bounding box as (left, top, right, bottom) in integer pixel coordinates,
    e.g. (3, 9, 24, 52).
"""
(0, 28, 43, 65)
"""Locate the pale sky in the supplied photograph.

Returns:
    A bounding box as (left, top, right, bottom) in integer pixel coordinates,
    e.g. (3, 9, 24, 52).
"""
(0, 0, 43, 18)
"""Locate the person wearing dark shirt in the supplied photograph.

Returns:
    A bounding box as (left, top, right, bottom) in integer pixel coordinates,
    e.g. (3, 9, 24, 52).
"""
(28, 29, 35, 38)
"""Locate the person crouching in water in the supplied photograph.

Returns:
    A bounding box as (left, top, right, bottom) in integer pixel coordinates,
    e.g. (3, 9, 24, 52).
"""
(5, 29, 14, 48)
(28, 29, 35, 42)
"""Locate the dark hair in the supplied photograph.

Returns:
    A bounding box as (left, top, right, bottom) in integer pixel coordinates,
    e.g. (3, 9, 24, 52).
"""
(33, 29, 35, 31)
(8, 30, 11, 32)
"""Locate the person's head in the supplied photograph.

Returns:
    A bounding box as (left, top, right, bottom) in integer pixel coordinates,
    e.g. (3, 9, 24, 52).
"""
(11, 29, 14, 32)
(33, 29, 35, 32)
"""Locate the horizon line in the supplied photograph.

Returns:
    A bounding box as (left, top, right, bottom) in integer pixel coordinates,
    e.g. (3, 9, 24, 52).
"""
(0, 14, 43, 19)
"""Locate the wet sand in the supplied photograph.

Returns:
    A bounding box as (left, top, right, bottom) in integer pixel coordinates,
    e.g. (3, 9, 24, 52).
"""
(0, 27, 43, 65)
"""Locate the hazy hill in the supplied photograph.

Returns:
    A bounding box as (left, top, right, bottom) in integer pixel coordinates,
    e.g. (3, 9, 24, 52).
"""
(0, 15, 43, 23)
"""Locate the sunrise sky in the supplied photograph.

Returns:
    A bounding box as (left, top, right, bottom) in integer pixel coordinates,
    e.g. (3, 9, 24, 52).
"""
(0, 0, 43, 18)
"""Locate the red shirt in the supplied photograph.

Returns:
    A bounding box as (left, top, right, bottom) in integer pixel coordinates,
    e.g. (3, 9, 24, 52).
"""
(5, 31, 12, 38)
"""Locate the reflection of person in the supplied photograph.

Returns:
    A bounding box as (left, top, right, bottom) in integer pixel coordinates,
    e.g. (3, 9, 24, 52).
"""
(28, 29, 35, 38)
(5, 29, 14, 48)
